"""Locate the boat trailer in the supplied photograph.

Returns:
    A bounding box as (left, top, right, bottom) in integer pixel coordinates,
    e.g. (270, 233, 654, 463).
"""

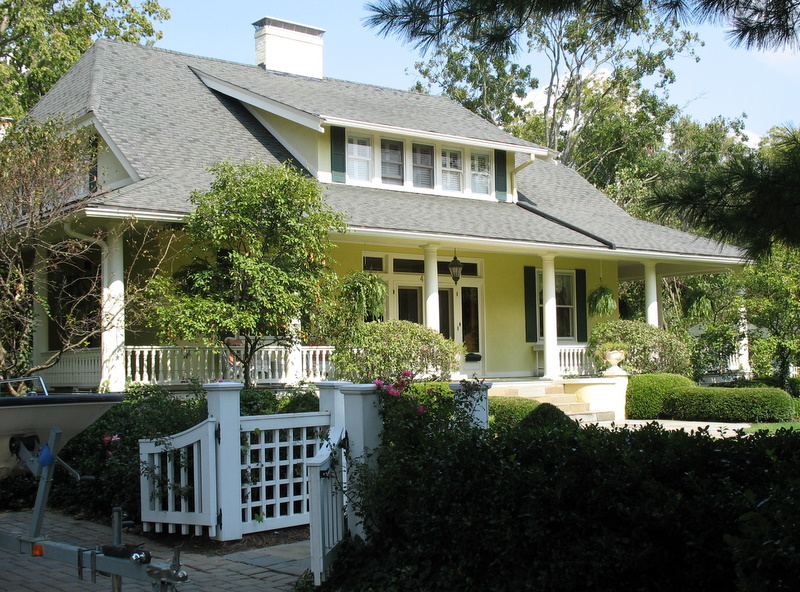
(0, 377, 189, 590)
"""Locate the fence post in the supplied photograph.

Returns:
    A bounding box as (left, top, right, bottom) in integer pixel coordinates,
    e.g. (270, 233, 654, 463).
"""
(449, 380, 492, 429)
(204, 381, 243, 541)
(316, 381, 350, 427)
(337, 383, 380, 539)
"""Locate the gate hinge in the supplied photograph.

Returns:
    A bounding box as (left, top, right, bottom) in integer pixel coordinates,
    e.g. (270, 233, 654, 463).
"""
(215, 424, 221, 444)
(217, 509, 222, 528)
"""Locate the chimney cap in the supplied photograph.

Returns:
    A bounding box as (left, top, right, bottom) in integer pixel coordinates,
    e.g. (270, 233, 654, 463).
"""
(252, 16, 325, 38)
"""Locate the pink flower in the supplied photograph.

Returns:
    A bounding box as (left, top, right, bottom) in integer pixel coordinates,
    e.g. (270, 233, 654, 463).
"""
(417, 405, 426, 415)
(401, 370, 413, 378)
(103, 435, 120, 444)
(373, 379, 384, 387)
(387, 387, 400, 397)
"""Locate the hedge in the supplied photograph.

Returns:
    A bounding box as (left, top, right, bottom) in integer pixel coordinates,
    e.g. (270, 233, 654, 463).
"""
(626, 373, 695, 419)
(663, 386, 795, 423)
(487, 396, 540, 435)
(588, 320, 692, 376)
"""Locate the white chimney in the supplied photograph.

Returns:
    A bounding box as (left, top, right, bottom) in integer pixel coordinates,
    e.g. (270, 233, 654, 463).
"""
(253, 17, 325, 78)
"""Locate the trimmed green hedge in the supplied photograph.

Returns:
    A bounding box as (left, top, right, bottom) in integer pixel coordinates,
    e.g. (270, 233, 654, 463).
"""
(627, 373, 695, 419)
(488, 396, 540, 435)
(663, 386, 795, 423)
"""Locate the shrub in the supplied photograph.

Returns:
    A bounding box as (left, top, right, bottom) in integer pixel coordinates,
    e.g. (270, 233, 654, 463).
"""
(332, 320, 465, 383)
(488, 396, 541, 435)
(515, 402, 578, 433)
(627, 373, 695, 419)
(588, 320, 692, 376)
(326, 421, 800, 591)
(663, 386, 794, 423)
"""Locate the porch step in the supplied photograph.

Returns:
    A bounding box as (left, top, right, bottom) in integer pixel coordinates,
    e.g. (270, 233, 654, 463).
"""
(488, 381, 615, 422)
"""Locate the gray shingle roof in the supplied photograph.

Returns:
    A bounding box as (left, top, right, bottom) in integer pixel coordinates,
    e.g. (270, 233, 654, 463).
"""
(29, 39, 743, 262)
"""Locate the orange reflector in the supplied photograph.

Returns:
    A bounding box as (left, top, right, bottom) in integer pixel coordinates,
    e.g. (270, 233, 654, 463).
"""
(32, 543, 44, 557)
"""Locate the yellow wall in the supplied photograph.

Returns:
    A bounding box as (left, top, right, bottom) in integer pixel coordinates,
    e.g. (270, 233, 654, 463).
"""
(330, 241, 619, 377)
(254, 109, 320, 173)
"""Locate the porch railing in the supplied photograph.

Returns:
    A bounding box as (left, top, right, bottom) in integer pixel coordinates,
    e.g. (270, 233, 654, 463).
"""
(39, 344, 333, 389)
(532, 344, 595, 377)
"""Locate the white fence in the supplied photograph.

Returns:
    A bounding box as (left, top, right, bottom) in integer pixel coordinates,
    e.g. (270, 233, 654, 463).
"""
(139, 386, 332, 540)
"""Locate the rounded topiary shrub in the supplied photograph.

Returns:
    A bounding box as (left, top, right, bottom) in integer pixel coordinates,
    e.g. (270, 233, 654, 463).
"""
(516, 402, 578, 433)
(627, 373, 695, 419)
(588, 320, 692, 376)
(332, 320, 465, 383)
(663, 386, 795, 422)
(488, 396, 541, 435)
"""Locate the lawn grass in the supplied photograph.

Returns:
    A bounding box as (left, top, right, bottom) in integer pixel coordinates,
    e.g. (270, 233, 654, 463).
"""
(744, 421, 800, 434)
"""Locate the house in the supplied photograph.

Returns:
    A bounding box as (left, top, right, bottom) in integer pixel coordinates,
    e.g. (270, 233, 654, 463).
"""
(29, 17, 744, 392)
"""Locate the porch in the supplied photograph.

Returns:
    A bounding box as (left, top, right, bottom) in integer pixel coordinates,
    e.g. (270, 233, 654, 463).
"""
(35, 343, 594, 390)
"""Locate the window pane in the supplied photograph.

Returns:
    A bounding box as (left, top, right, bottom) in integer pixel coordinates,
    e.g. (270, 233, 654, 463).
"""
(363, 256, 384, 272)
(441, 149, 462, 191)
(398, 287, 422, 324)
(462, 286, 480, 353)
(471, 153, 490, 194)
(347, 137, 371, 181)
(381, 139, 404, 185)
(439, 289, 454, 340)
(393, 259, 425, 274)
(412, 144, 434, 188)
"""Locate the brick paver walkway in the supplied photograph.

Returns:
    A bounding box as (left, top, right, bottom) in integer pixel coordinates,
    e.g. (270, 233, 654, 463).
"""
(0, 511, 308, 591)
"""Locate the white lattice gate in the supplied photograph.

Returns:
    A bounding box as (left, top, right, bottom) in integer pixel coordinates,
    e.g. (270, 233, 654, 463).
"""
(139, 383, 331, 540)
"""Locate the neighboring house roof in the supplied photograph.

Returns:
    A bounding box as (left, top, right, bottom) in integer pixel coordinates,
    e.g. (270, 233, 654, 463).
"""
(30, 39, 743, 266)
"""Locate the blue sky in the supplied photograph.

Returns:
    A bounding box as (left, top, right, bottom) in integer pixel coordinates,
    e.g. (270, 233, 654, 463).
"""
(155, 0, 798, 140)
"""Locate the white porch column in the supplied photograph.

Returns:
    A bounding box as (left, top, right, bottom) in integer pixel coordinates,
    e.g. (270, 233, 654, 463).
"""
(422, 244, 440, 332)
(101, 225, 126, 392)
(644, 262, 659, 328)
(542, 254, 559, 380)
(32, 247, 50, 367)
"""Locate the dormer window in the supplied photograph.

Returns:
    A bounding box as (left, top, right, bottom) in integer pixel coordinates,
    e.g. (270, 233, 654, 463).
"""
(347, 136, 371, 181)
(412, 144, 434, 188)
(333, 126, 504, 200)
(441, 148, 463, 192)
(471, 153, 491, 195)
(381, 139, 404, 185)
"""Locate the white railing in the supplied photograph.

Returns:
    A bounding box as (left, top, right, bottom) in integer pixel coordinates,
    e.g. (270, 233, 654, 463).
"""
(532, 344, 594, 377)
(140, 419, 219, 537)
(308, 426, 346, 586)
(127, 346, 223, 385)
(38, 349, 101, 389)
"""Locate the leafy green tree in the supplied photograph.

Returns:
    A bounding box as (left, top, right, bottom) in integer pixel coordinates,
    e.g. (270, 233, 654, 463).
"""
(738, 246, 800, 390)
(648, 125, 800, 259)
(0, 0, 170, 119)
(0, 119, 103, 382)
(145, 162, 346, 388)
(413, 7, 695, 189)
(366, 0, 800, 54)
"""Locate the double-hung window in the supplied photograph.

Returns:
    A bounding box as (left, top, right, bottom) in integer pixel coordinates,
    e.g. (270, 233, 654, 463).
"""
(347, 136, 372, 181)
(471, 152, 491, 194)
(538, 271, 576, 339)
(381, 139, 404, 185)
(412, 143, 434, 188)
(441, 148, 463, 192)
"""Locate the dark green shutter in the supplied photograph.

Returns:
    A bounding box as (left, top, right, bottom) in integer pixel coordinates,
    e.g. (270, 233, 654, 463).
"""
(576, 269, 588, 342)
(330, 126, 346, 183)
(524, 266, 538, 342)
(494, 149, 507, 201)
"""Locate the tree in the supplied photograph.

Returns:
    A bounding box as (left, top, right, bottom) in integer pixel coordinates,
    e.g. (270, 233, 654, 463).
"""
(145, 162, 346, 388)
(0, 119, 100, 382)
(413, 6, 695, 189)
(0, 0, 170, 119)
(366, 0, 800, 54)
(647, 125, 800, 259)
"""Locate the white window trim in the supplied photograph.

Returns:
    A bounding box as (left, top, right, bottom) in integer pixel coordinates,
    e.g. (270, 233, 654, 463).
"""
(341, 129, 496, 200)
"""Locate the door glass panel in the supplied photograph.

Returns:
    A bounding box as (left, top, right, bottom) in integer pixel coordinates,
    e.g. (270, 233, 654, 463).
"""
(461, 286, 479, 353)
(438, 289, 454, 340)
(398, 287, 422, 324)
